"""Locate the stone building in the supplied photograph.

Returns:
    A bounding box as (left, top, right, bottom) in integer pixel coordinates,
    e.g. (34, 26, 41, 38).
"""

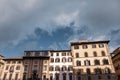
(49, 50, 73, 80)
(23, 50, 49, 80)
(0, 57, 24, 80)
(111, 47, 120, 80)
(0, 55, 5, 78)
(71, 40, 117, 80)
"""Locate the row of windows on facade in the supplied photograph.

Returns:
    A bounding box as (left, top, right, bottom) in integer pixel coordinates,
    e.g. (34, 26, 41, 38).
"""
(75, 68, 111, 75)
(51, 52, 71, 56)
(49, 66, 72, 71)
(5, 65, 21, 71)
(74, 43, 104, 49)
(76, 59, 109, 66)
(75, 51, 106, 58)
(50, 58, 72, 63)
(6, 60, 21, 64)
(3, 73, 20, 80)
(25, 51, 48, 56)
(49, 73, 111, 80)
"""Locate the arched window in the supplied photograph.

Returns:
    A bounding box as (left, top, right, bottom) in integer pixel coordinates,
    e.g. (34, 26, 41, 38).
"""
(55, 73, 59, 80)
(49, 66, 54, 71)
(101, 51, 106, 56)
(93, 51, 97, 57)
(62, 58, 66, 62)
(94, 59, 100, 65)
(86, 68, 91, 74)
(94, 68, 102, 74)
(55, 66, 60, 71)
(76, 61, 81, 66)
(105, 68, 111, 74)
(76, 53, 79, 58)
(55, 58, 60, 62)
(62, 66, 67, 71)
(103, 59, 109, 65)
(69, 73, 73, 80)
(50, 73, 53, 80)
(63, 73, 66, 80)
(68, 66, 73, 71)
(84, 60, 90, 66)
(16, 66, 20, 70)
(84, 52, 88, 57)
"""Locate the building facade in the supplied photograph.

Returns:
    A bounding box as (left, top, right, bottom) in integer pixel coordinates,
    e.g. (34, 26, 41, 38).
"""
(49, 50, 73, 80)
(0, 40, 117, 80)
(0, 57, 24, 80)
(111, 47, 120, 80)
(23, 51, 49, 80)
(71, 40, 117, 80)
(0, 55, 5, 78)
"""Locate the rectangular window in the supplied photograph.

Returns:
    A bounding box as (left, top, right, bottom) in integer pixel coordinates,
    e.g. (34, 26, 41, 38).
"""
(3, 73, 7, 80)
(51, 58, 54, 63)
(43, 65, 47, 71)
(9, 73, 12, 80)
(26, 52, 31, 56)
(5, 65, 9, 70)
(92, 44, 96, 48)
(34, 61, 38, 64)
(99, 44, 104, 48)
(35, 52, 40, 56)
(15, 73, 18, 80)
(56, 53, 59, 56)
(33, 65, 38, 70)
(82, 45, 88, 49)
(62, 52, 66, 56)
(24, 65, 28, 71)
(74, 45, 79, 49)
(12, 61, 16, 64)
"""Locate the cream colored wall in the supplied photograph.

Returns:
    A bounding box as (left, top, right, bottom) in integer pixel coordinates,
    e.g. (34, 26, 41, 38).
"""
(0, 60, 24, 80)
(71, 43, 115, 73)
(0, 56, 5, 78)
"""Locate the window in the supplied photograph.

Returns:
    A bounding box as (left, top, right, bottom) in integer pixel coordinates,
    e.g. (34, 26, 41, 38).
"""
(94, 68, 102, 74)
(7, 61, 10, 64)
(76, 53, 79, 58)
(86, 68, 91, 74)
(3, 73, 7, 80)
(82, 45, 88, 49)
(99, 44, 104, 48)
(35, 52, 39, 56)
(92, 44, 96, 48)
(49, 66, 54, 71)
(84, 60, 90, 66)
(67, 52, 71, 56)
(43, 65, 47, 71)
(68, 66, 73, 71)
(63, 73, 66, 80)
(55, 73, 59, 80)
(10, 66, 14, 72)
(12, 61, 16, 64)
(26, 52, 31, 56)
(15, 73, 18, 80)
(24, 65, 28, 71)
(50, 74, 53, 80)
(74, 45, 79, 49)
(93, 51, 97, 57)
(18, 61, 21, 64)
(34, 61, 38, 64)
(101, 51, 106, 56)
(69, 73, 72, 80)
(76, 61, 81, 66)
(55, 66, 60, 71)
(62, 66, 67, 71)
(98, 75, 102, 79)
(55, 58, 60, 62)
(51, 53, 53, 56)
(94, 60, 100, 65)
(88, 76, 91, 80)
(5, 65, 9, 70)
(103, 59, 109, 65)
(56, 53, 59, 56)
(24, 61, 28, 64)
(51, 58, 54, 63)
(62, 52, 66, 56)
(107, 75, 111, 79)
(62, 58, 66, 62)
(105, 68, 111, 74)
(68, 58, 72, 62)
(84, 52, 88, 57)
(9, 73, 12, 80)
(16, 66, 20, 70)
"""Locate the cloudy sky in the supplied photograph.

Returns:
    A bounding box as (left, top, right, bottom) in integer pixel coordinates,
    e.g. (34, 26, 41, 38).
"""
(0, 0, 120, 57)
